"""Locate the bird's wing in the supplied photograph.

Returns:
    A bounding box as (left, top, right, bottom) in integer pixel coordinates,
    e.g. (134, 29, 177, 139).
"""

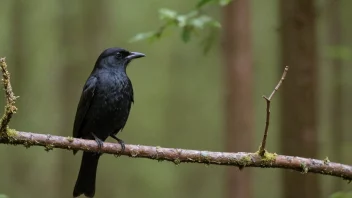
(130, 81, 134, 103)
(73, 76, 97, 138)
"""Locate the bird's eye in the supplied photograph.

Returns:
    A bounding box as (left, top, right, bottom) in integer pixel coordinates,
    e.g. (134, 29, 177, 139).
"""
(115, 53, 122, 59)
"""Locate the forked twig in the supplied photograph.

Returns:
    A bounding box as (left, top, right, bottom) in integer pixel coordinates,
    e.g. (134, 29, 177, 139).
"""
(259, 66, 289, 156)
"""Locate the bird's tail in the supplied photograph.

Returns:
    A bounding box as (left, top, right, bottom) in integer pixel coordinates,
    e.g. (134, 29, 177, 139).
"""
(73, 151, 101, 198)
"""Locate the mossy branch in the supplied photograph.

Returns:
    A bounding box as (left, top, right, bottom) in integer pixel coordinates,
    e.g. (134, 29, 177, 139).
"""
(0, 58, 18, 134)
(0, 58, 351, 182)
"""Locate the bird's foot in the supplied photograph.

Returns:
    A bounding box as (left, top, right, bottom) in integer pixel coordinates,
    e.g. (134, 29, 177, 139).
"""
(91, 132, 103, 156)
(110, 134, 125, 154)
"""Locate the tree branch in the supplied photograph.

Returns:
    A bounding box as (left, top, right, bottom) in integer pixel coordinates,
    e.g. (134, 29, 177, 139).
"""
(259, 66, 289, 156)
(0, 58, 18, 134)
(1, 130, 352, 181)
(0, 58, 351, 182)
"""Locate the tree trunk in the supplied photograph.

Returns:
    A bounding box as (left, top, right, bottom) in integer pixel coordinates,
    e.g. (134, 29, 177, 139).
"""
(279, 0, 320, 198)
(222, 0, 253, 198)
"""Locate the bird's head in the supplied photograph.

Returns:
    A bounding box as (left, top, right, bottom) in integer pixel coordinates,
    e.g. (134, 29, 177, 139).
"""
(94, 47, 145, 70)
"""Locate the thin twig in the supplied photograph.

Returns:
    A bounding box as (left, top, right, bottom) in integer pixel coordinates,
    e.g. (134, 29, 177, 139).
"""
(0, 130, 351, 181)
(0, 58, 18, 134)
(259, 66, 289, 156)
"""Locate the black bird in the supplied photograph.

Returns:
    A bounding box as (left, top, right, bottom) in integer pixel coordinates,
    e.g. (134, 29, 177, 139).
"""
(72, 47, 145, 197)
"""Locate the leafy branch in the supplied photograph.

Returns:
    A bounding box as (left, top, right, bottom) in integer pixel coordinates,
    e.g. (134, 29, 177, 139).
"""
(130, 0, 232, 53)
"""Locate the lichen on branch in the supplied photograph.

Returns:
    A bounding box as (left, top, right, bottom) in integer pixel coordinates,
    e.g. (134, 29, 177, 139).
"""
(0, 58, 18, 135)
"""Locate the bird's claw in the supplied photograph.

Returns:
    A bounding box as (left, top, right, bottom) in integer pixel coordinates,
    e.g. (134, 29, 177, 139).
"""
(117, 139, 125, 153)
(91, 132, 103, 156)
(110, 134, 125, 154)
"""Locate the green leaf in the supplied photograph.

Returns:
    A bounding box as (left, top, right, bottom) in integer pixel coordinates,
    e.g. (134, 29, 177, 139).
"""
(159, 8, 178, 21)
(176, 11, 199, 27)
(196, 0, 214, 8)
(181, 26, 193, 42)
(219, 0, 232, 6)
(185, 10, 199, 18)
(0, 194, 8, 198)
(176, 15, 188, 27)
(191, 16, 221, 29)
(129, 32, 156, 43)
(200, 28, 218, 54)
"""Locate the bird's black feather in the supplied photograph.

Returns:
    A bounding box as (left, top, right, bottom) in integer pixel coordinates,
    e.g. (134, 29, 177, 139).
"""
(72, 47, 145, 197)
(72, 76, 97, 144)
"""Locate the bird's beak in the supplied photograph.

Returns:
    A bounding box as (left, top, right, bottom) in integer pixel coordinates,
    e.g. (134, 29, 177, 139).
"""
(126, 52, 145, 60)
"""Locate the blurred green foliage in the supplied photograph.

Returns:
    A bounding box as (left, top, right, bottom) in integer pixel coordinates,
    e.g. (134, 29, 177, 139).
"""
(130, 0, 231, 53)
(330, 191, 352, 198)
(327, 45, 352, 60)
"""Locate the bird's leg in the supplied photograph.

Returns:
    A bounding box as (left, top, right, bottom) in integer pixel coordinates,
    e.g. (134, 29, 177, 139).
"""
(91, 132, 103, 155)
(110, 134, 125, 153)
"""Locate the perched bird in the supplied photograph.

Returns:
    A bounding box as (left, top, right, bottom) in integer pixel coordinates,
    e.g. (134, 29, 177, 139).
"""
(72, 47, 145, 197)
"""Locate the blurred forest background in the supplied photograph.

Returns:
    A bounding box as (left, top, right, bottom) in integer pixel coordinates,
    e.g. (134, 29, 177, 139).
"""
(0, 0, 351, 197)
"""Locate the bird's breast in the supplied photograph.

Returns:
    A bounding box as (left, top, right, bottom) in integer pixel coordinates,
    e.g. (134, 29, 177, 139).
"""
(90, 74, 133, 136)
